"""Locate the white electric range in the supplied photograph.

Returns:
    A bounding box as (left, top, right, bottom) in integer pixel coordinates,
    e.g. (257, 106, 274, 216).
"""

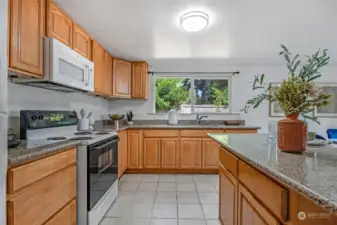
(20, 110, 119, 225)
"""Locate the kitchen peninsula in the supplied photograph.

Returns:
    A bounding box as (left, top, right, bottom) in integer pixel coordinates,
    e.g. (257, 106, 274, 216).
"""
(209, 133, 337, 225)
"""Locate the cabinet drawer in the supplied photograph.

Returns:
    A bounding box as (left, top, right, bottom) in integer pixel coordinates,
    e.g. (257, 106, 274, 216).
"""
(7, 165, 76, 225)
(143, 130, 178, 137)
(45, 199, 76, 225)
(219, 147, 238, 176)
(238, 161, 288, 221)
(7, 148, 76, 193)
(181, 130, 223, 137)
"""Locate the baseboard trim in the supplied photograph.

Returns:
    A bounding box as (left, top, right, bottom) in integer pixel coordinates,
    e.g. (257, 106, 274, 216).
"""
(125, 168, 219, 174)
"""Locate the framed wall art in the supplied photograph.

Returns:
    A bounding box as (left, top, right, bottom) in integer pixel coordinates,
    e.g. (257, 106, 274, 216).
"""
(315, 83, 337, 117)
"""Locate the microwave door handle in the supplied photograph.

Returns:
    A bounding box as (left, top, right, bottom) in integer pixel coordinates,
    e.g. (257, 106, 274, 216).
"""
(85, 65, 89, 85)
(87, 65, 91, 85)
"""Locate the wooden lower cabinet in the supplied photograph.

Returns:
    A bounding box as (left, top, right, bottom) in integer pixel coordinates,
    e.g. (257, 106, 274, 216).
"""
(118, 131, 128, 178)
(128, 130, 142, 169)
(143, 138, 161, 168)
(45, 199, 76, 225)
(142, 138, 179, 169)
(7, 165, 76, 225)
(238, 184, 280, 225)
(219, 163, 237, 225)
(180, 138, 202, 169)
(161, 138, 179, 168)
(202, 138, 219, 169)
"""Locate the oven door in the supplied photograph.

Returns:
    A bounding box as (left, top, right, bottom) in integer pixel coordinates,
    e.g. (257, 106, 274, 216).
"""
(87, 136, 118, 210)
(46, 37, 94, 92)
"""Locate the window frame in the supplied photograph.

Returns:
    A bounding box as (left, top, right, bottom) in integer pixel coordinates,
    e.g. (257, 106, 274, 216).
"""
(153, 74, 232, 114)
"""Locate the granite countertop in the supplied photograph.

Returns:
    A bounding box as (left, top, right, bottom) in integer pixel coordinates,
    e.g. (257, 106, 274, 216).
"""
(7, 124, 259, 167)
(209, 133, 337, 213)
(8, 140, 80, 167)
(96, 124, 261, 131)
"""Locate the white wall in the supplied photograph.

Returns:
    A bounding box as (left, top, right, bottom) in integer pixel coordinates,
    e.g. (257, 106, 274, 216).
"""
(8, 81, 111, 120)
(109, 65, 337, 137)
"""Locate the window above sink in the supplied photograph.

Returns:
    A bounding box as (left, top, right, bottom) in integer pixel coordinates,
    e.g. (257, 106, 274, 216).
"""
(154, 74, 232, 114)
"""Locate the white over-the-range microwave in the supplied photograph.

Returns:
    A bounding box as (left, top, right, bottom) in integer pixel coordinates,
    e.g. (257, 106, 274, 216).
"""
(11, 37, 94, 93)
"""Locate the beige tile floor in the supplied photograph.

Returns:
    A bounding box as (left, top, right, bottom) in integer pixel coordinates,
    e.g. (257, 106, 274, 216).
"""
(100, 174, 220, 225)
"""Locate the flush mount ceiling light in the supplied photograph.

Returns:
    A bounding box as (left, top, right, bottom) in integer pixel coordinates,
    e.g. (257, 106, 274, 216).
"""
(180, 11, 209, 32)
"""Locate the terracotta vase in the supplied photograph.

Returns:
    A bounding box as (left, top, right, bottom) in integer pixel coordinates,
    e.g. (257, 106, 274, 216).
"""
(277, 113, 307, 153)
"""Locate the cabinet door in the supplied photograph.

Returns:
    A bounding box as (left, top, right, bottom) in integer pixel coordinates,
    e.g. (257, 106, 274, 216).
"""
(47, 1, 72, 47)
(104, 52, 113, 95)
(131, 62, 148, 99)
(202, 138, 219, 169)
(143, 138, 161, 168)
(161, 138, 179, 169)
(92, 41, 111, 96)
(219, 163, 237, 225)
(118, 133, 123, 179)
(73, 24, 91, 59)
(9, 0, 45, 76)
(113, 58, 131, 98)
(118, 131, 128, 178)
(128, 130, 142, 169)
(180, 138, 202, 169)
(238, 184, 280, 225)
(122, 131, 128, 173)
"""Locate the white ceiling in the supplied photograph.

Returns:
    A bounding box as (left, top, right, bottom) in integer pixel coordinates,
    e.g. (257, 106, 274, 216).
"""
(56, 0, 337, 71)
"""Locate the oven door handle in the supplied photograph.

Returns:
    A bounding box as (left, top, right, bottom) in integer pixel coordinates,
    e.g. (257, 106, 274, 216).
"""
(92, 138, 118, 151)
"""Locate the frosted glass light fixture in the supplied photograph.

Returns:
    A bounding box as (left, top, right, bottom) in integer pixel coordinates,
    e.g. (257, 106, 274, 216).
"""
(180, 11, 209, 32)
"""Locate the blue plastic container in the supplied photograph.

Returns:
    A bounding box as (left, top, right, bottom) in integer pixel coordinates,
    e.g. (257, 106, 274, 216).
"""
(327, 129, 337, 139)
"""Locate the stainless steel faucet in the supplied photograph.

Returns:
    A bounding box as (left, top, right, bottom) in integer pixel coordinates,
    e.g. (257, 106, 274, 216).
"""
(196, 114, 208, 124)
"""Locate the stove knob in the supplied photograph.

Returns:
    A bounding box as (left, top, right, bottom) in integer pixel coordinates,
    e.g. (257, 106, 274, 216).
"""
(31, 115, 37, 121)
(38, 115, 44, 120)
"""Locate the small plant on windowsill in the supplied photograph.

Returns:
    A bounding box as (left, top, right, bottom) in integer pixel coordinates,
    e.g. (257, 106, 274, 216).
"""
(126, 110, 134, 125)
(212, 87, 228, 112)
(241, 45, 331, 153)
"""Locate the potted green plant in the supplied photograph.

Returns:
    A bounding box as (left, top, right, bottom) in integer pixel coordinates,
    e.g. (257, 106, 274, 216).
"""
(212, 87, 227, 112)
(242, 45, 331, 153)
(126, 110, 134, 125)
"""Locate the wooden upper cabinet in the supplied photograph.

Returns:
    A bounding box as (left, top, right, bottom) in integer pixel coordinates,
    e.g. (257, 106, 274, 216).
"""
(202, 139, 219, 169)
(104, 52, 113, 95)
(9, 0, 45, 76)
(92, 41, 112, 96)
(73, 24, 91, 59)
(128, 130, 142, 169)
(113, 59, 131, 98)
(219, 164, 238, 225)
(131, 62, 148, 99)
(143, 138, 161, 168)
(47, 1, 73, 47)
(238, 184, 280, 225)
(161, 138, 179, 169)
(180, 138, 202, 169)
